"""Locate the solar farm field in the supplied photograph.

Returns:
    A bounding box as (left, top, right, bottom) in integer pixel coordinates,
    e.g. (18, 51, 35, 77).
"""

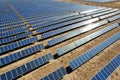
(0, 0, 120, 80)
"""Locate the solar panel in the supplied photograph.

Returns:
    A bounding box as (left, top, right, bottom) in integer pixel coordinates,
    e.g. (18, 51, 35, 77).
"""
(47, 12, 79, 21)
(30, 12, 81, 26)
(0, 53, 53, 80)
(0, 23, 26, 33)
(0, 27, 30, 38)
(92, 9, 118, 17)
(80, 7, 105, 14)
(91, 54, 120, 80)
(56, 23, 119, 56)
(27, 12, 74, 25)
(0, 44, 44, 67)
(0, 36, 38, 54)
(1, 23, 25, 30)
(41, 18, 99, 39)
(99, 11, 120, 19)
(36, 16, 91, 34)
(0, 21, 22, 27)
(0, 19, 20, 25)
(108, 14, 120, 22)
(69, 32, 120, 70)
(0, 31, 33, 45)
(85, 8, 112, 16)
(41, 67, 67, 80)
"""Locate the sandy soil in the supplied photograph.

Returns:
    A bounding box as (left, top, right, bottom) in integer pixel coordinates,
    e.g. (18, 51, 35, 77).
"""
(57, 0, 120, 9)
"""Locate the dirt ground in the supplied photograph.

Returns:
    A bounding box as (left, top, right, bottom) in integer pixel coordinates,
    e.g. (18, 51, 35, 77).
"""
(57, 0, 120, 9)
(0, 0, 120, 80)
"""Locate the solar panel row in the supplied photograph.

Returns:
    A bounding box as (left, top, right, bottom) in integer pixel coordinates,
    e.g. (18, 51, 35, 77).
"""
(31, 8, 112, 28)
(36, 16, 91, 34)
(0, 8, 113, 34)
(1, 8, 115, 35)
(41, 18, 99, 39)
(28, 12, 75, 26)
(0, 8, 118, 36)
(0, 27, 29, 38)
(41, 67, 67, 80)
(1, 7, 118, 48)
(29, 12, 79, 25)
(1, 13, 83, 34)
(1, 12, 70, 28)
(99, 11, 120, 19)
(0, 19, 23, 26)
(0, 24, 26, 33)
(1, 8, 117, 34)
(92, 9, 118, 17)
(0, 8, 119, 37)
(32, 14, 85, 29)
(85, 8, 112, 16)
(26, 11, 73, 23)
(31, 8, 111, 29)
(25, 8, 107, 26)
(80, 7, 106, 14)
(0, 16, 21, 24)
(29, 8, 109, 29)
(48, 20, 108, 46)
(0, 12, 119, 44)
(69, 32, 120, 70)
(0, 44, 44, 67)
(56, 23, 119, 56)
(0, 53, 53, 80)
(0, 31, 33, 45)
(0, 22, 25, 29)
(92, 54, 120, 80)
(0, 36, 38, 54)
(108, 14, 120, 22)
